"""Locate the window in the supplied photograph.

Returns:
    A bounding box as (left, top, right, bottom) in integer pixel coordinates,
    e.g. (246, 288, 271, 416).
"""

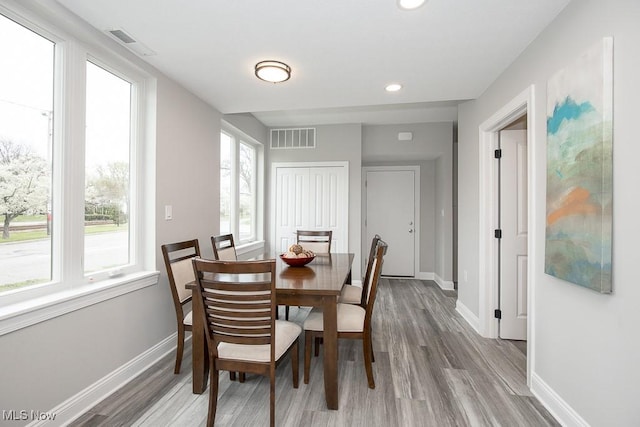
(238, 142, 256, 242)
(220, 125, 262, 245)
(0, 8, 154, 323)
(219, 132, 232, 235)
(84, 61, 132, 273)
(0, 14, 54, 292)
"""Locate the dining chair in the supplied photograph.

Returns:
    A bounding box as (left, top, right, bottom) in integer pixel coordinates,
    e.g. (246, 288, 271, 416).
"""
(296, 229, 332, 254)
(192, 258, 301, 427)
(161, 239, 200, 374)
(211, 233, 237, 261)
(284, 230, 333, 320)
(339, 234, 382, 307)
(211, 233, 247, 381)
(303, 239, 387, 389)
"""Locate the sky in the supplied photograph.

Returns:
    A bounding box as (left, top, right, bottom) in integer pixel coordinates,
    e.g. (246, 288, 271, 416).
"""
(0, 14, 130, 169)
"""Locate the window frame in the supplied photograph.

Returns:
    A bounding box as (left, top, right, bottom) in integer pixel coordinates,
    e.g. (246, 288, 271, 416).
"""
(0, 4, 158, 334)
(220, 122, 263, 248)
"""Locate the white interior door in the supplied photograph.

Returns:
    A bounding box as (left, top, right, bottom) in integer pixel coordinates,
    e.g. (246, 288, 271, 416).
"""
(365, 168, 417, 277)
(499, 130, 528, 340)
(273, 163, 348, 254)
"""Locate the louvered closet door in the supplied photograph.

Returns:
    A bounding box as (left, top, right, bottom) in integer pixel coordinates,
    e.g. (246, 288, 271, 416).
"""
(275, 167, 310, 253)
(273, 163, 348, 254)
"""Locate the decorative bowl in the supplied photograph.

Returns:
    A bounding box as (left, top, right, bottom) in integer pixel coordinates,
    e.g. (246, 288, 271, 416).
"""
(280, 253, 315, 267)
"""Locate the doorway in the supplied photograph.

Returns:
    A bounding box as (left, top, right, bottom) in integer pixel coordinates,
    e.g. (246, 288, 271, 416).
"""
(363, 166, 420, 277)
(478, 85, 536, 386)
(497, 127, 528, 341)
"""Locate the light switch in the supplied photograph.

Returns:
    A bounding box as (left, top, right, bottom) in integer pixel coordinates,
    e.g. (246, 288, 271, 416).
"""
(165, 205, 173, 220)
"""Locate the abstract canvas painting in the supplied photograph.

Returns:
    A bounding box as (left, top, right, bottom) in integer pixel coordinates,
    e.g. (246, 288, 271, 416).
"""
(545, 37, 613, 293)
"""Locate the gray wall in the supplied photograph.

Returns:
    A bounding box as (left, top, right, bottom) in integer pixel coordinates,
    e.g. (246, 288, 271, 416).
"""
(457, 0, 640, 424)
(266, 124, 363, 276)
(223, 112, 269, 145)
(362, 122, 453, 282)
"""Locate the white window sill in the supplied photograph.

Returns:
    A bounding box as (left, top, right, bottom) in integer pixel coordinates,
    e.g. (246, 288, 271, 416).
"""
(236, 240, 265, 256)
(0, 270, 159, 336)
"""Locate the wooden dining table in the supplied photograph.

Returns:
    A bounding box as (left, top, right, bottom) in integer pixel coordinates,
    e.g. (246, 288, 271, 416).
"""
(188, 252, 355, 410)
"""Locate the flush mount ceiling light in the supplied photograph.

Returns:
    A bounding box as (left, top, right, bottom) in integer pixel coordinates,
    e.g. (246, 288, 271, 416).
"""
(398, 0, 426, 10)
(255, 60, 291, 83)
(385, 83, 403, 92)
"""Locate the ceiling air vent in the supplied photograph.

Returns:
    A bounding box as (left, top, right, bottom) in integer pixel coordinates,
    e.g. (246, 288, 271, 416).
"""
(270, 128, 316, 149)
(106, 28, 156, 56)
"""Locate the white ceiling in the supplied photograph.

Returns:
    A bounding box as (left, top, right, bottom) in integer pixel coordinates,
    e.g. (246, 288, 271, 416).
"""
(55, 0, 570, 126)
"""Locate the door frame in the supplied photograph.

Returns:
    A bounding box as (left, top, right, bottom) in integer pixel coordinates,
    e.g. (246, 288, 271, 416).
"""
(362, 165, 420, 278)
(478, 85, 536, 386)
(270, 161, 349, 254)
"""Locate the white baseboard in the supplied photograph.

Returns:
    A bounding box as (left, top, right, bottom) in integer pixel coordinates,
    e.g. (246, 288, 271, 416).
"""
(531, 373, 589, 427)
(417, 272, 454, 290)
(455, 299, 480, 334)
(417, 272, 435, 280)
(29, 333, 182, 427)
(434, 274, 455, 290)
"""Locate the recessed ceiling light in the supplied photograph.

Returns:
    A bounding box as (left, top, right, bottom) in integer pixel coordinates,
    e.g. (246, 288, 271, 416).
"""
(385, 83, 402, 92)
(398, 0, 426, 10)
(255, 60, 291, 83)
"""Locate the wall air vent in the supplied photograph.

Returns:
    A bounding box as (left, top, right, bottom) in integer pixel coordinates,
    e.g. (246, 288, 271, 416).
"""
(270, 128, 316, 149)
(105, 28, 156, 56)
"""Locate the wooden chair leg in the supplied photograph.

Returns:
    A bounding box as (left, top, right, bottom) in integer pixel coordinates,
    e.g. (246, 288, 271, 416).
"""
(314, 336, 321, 357)
(270, 367, 276, 427)
(363, 333, 375, 389)
(304, 330, 312, 384)
(207, 366, 219, 427)
(229, 372, 236, 381)
(285, 305, 290, 320)
(239, 372, 246, 382)
(292, 340, 299, 388)
(370, 327, 375, 363)
(174, 326, 184, 374)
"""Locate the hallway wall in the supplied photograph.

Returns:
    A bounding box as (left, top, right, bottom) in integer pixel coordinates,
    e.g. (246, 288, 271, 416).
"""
(457, 0, 640, 425)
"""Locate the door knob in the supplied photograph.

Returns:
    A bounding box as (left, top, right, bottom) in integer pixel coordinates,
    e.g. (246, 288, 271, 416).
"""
(408, 229, 414, 233)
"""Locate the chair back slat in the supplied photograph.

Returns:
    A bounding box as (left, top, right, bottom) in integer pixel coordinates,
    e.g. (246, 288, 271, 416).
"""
(162, 239, 200, 306)
(360, 234, 381, 306)
(364, 240, 388, 323)
(199, 279, 272, 292)
(213, 335, 272, 346)
(202, 292, 271, 303)
(193, 258, 276, 351)
(296, 230, 332, 254)
(211, 234, 237, 261)
(208, 308, 271, 318)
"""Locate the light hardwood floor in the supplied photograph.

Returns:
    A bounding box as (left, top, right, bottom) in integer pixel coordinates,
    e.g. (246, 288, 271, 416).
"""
(71, 279, 558, 426)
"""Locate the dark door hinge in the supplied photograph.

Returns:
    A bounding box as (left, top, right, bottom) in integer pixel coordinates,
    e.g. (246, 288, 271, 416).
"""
(494, 309, 502, 319)
(494, 229, 502, 239)
(494, 149, 502, 159)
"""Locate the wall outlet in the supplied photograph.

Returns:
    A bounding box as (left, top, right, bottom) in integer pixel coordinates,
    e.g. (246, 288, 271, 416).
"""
(165, 205, 173, 220)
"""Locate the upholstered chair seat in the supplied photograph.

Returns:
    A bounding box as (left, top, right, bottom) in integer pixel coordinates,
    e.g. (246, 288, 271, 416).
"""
(218, 320, 301, 362)
(303, 304, 366, 333)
